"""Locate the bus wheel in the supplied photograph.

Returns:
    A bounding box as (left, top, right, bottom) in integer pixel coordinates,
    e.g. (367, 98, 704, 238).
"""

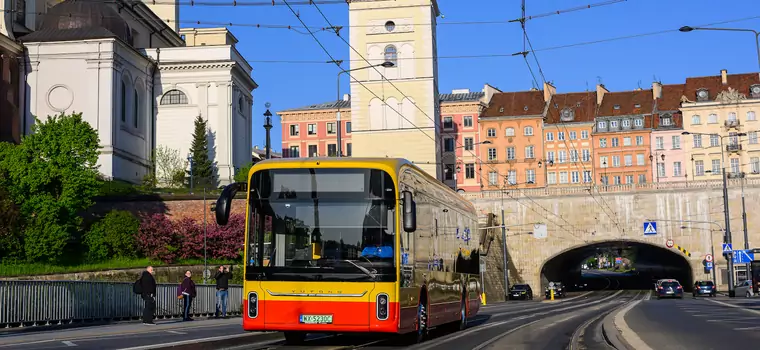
(283, 331, 306, 345)
(416, 301, 428, 343)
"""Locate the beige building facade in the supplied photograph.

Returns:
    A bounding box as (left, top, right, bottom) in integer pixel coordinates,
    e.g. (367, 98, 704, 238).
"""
(347, 0, 441, 180)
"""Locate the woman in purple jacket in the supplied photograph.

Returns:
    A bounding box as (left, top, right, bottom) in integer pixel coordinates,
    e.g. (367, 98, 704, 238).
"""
(179, 271, 197, 321)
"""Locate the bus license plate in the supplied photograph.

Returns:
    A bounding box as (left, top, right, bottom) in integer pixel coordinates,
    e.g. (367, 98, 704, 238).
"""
(300, 315, 333, 324)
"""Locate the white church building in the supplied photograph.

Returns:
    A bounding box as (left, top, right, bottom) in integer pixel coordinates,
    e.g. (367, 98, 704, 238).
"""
(1, 0, 257, 186)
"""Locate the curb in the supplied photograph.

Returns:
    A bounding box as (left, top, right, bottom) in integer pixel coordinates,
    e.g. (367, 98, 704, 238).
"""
(602, 297, 651, 350)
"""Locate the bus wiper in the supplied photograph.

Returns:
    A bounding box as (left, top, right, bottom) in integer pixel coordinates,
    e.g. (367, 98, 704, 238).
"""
(342, 260, 377, 280)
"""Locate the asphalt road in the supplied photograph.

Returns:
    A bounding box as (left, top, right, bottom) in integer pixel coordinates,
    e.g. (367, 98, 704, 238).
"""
(624, 294, 760, 349)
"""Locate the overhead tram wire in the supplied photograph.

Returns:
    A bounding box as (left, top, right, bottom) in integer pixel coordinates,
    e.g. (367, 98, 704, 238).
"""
(305, 0, 587, 235)
(277, 0, 587, 237)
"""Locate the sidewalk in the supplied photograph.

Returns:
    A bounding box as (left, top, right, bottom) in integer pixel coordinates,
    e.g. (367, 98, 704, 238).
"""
(0, 317, 244, 349)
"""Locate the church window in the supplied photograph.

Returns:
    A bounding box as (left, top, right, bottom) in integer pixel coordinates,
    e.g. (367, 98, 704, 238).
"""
(133, 90, 139, 128)
(160, 89, 188, 105)
(120, 81, 127, 123)
(384, 45, 397, 65)
(238, 97, 245, 114)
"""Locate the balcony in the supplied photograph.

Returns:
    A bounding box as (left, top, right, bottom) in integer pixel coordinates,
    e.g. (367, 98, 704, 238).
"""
(726, 144, 743, 153)
(724, 119, 740, 129)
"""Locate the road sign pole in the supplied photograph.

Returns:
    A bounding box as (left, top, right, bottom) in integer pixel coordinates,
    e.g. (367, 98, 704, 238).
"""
(722, 169, 735, 297)
(501, 207, 509, 301)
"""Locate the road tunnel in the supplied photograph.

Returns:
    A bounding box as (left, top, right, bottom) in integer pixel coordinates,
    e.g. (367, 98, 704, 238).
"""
(540, 240, 694, 292)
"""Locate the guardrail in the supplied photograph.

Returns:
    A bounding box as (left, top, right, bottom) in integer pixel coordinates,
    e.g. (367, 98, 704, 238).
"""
(0, 280, 243, 329)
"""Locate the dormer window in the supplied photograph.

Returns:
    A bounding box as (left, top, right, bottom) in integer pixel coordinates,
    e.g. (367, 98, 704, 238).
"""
(613, 104, 620, 110)
(697, 88, 709, 101)
(598, 121, 607, 128)
(622, 119, 631, 128)
(661, 113, 672, 126)
(499, 107, 504, 113)
(523, 105, 529, 111)
(560, 108, 574, 121)
(634, 103, 641, 108)
(610, 120, 618, 128)
(751, 84, 760, 98)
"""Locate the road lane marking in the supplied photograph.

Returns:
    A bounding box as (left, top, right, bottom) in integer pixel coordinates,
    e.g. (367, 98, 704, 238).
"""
(707, 318, 758, 323)
(166, 330, 186, 335)
(118, 333, 275, 350)
(734, 325, 760, 331)
(705, 298, 760, 316)
(470, 319, 542, 350)
(62, 341, 77, 347)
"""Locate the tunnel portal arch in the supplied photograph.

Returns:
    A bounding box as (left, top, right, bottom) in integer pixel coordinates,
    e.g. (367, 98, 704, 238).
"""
(539, 239, 695, 292)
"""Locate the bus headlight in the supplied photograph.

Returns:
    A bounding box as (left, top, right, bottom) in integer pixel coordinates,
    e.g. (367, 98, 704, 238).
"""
(248, 292, 258, 318)
(376, 293, 389, 320)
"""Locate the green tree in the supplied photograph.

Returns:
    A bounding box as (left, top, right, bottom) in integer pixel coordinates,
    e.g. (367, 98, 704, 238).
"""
(0, 175, 24, 263)
(234, 162, 253, 183)
(84, 210, 140, 261)
(0, 112, 101, 263)
(188, 115, 216, 188)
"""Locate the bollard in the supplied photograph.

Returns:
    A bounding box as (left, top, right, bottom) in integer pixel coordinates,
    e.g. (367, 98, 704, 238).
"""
(550, 289, 554, 301)
(481, 292, 486, 305)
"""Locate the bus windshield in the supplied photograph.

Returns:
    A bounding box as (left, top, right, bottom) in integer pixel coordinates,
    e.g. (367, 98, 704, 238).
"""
(246, 167, 397, 282)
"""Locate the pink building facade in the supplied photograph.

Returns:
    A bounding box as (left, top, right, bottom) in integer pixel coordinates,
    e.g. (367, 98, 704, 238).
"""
(439, 89, 488, 192)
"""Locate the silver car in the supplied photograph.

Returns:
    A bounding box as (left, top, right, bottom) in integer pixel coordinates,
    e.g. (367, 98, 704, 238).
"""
(735, 280, 754, 298)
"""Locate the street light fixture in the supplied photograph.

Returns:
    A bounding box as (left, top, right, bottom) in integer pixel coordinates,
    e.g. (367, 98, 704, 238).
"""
(336, 61, 395, 157)
(679, 26, 760, 77)
(263, 102, 273, 159)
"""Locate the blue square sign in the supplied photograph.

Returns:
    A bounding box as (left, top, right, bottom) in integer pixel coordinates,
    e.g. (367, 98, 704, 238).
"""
(643, 221, 657, 235)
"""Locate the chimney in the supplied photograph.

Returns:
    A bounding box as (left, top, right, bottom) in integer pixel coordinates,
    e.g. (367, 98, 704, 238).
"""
(543, 81, 556, 102)
(596, 84, 609, 106)
(343, 94, 350, 101)
(721, 69, 728, 85)
(652, 82, 662, 100)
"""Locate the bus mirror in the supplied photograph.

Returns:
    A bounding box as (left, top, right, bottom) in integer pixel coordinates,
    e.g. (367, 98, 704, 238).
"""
(402, 190, 416, 232)
(216, 182, 245, 225)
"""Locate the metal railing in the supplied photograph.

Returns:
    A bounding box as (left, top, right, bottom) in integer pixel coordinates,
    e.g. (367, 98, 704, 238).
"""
(0, 280, 243, 328)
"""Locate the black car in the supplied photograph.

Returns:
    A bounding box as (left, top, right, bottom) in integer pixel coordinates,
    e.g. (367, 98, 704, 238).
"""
(693, 280, 716, 297)
(545, 282, 565, 299)
(656, 280, 684, 299)
(508, 284, 533, 300)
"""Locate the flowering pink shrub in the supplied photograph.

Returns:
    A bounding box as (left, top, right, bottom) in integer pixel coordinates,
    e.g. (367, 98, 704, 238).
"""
(136, 214, 179, 263)
(207, 214, 245, 259)
(174, 217, 205, 260)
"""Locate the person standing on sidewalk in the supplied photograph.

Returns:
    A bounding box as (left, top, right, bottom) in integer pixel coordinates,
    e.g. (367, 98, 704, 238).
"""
(213, 265, 233, 318)
(180, 270, 197, 321)
(140, 266, 157, 325)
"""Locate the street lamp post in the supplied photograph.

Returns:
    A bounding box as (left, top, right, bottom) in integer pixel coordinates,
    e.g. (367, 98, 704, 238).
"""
(649, 153, 666, 187)
(679, 26, 760, 77)
(336, 61, 395, 157)
(187, 154, 194, 193)
(263, 102, 273, 159)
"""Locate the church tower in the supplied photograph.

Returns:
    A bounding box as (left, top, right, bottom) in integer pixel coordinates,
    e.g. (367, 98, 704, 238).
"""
(141, 0, 179, 33)
(348, 0, 441, 180)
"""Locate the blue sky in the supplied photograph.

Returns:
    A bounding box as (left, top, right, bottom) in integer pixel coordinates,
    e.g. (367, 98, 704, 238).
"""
(182, 0, 760, 152)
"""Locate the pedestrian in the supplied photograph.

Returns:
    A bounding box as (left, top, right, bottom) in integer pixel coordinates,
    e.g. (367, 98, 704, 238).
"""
(179, 270, 197, 321)
(213, 265, 233, 319)
(140, 266, 157, 325)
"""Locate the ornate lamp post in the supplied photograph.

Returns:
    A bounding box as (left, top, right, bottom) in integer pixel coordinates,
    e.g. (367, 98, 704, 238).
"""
(263, 102, 273, 159)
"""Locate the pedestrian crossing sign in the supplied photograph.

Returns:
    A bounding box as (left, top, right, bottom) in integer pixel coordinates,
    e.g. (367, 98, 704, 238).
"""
(643, 221, 657, 235)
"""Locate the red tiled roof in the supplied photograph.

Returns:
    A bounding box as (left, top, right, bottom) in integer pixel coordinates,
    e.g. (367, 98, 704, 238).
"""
(482, 90, 545, 117)
(598, 89, 654, 116)
(544, 92, 597, 124)
(656, 84, 684, 111)
(684, 72, 760, 101)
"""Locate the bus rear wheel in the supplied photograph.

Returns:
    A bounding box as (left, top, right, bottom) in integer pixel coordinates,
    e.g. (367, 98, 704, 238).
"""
(283, 331, 306, 345)
(416, 300, 428, 343)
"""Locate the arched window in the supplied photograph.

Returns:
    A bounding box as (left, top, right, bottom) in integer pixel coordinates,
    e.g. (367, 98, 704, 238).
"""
(505, 127, 515, 137)
(524, 126, 534, 136)
(238, 97, 245, 115)
(384, 45, 397, 65)
(160, 89, 188, 105)
(133, 89, 139, 128)
(120, 81, 127, 122)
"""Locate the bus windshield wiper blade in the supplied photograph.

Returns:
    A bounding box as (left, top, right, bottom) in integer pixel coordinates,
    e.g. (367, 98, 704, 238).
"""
(342, 260, 376, 280)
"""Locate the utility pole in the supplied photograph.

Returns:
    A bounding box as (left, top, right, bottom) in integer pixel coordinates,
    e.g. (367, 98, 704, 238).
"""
(741, 173, 750, 276)
(722, 168, 736, 297)
(501, 182, 509, 301)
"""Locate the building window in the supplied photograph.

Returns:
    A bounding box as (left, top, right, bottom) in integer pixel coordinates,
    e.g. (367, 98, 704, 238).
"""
(346, 122, 352, 133)
(661, 116, 672, 126)
(546, 132, 554, 141)
(383, 45, 397, 65)
(133, 90, 139, 128)
(120, 81, 127, 122)
(288, 145, 300, 158)
(463, 116, 473, 127)
(308, 145, 318, 157)
(626, 175, 634, 184)
(637, 154, 645, 165)
(582, 149, 590, 162)
(505, 170, 515, 185)
(385, 20, 395, 32)
(570, 150, 578, 162)
(600, 156, 608, 168)
(636, 136, 644, 145)
(692, 115, 701, 124)
(638, 174, 646, 183)
(655, 137, 664, 150)
(548, 172, 557, 184)
(569, 131, 577, 140)
(547, 151, 555, 162)
(634, 119, 643, 127)
(693, 135, 703, 148)
(728, 112, 737, 122)
(444, 165, 454, 181)
(327, 122, 336, 134)
(583, 171, 592, 183)
(327, 144, 337, 157)
(525, 145, 535, 159)
(465, 164, 475, 179)
(488, 171, 498, 186)
(731, 158, 740, 174)
(160, 89, 189, 105)
(748, 111, 757, 121)
(571, 171, 579, 183)
(526, 169, 536, 184)
(289, 124, 300, 136)
(524, 126, 534, 136)
(612, 156, 620, 167)
(443, 116, 454, 129)
(307, 124, 316, 135)
(444, 138, 455, 152)
(599, 138, 607, 148)
(559, 172, 568, 184)
(624, 155, 632, 166)
(671, 135, 681, 149)
(673, 161, 682, 177)
(598, 121, 607, 129)
(558, 151, 567, 163)
(610, 121, 618, 128)
(751, 158, 760, 174)
(710, 134, 720, 147)
(558, 131, 565, 141)
(581, 130, 589, 139)
(695, 160, 704, 176)
(708, 114, 718, 124)
(611, 137, 619, 147)
(712, 159, 720, 174)
(749, 131, 758, 144)
(464, 137, 474, 151)
(623, 137, 631, 146)
(488, 128, 496, 137)
(657, 163, 665, 177)
(600, 176, 608, 185)
(487, 148, 497, 160)
(622, 119, 631, 128)
(506, 147, 515, 160)
(346, 143, 352, 156)
(505, 127, 515, 137)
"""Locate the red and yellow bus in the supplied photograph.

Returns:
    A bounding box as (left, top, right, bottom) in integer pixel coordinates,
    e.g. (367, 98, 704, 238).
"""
(215, 157, 483, 344)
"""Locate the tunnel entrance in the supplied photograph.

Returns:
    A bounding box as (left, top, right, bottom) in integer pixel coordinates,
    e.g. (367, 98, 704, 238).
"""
(540, 240, 694, 292)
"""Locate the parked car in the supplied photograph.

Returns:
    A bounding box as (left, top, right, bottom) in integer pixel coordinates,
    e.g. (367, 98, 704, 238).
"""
(656, 280, 684, 299)
(735, 280, 755, 298)
(545, 282, 565, 299)
(693, 280, 716, 297)
(508, 284, 533, 300)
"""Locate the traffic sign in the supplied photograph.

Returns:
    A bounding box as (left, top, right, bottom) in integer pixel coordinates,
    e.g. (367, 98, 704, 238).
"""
(643, 221, 657, 235)
(706, 262, 713, 269)
(705, 254, 713, 262)
(733, 249, 755, 264)
(722, 243, 733, 253)
(533, 224, 548, 239)
(666, 239, 674, 248)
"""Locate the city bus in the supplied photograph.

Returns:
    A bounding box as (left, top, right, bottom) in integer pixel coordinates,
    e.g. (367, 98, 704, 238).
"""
(214, 157, 483, 344)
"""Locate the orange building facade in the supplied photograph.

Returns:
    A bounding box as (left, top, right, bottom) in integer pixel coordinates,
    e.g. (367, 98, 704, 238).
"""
(278, 97, 352, 158)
